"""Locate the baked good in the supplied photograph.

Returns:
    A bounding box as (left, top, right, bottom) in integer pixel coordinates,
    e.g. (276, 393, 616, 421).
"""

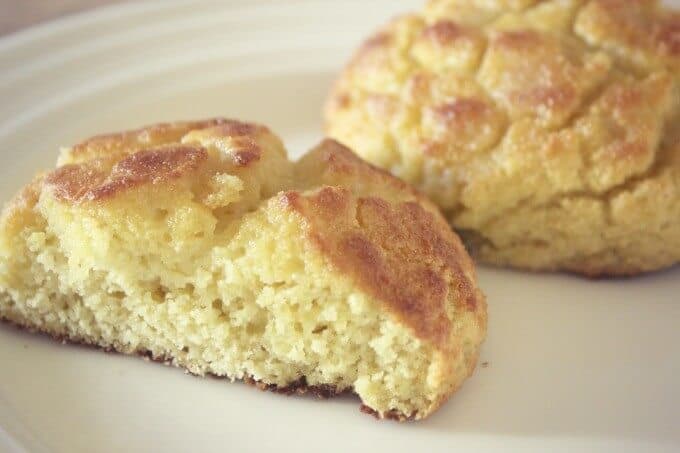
(325, 0, 680, 276)
(0, 119, 487, 420)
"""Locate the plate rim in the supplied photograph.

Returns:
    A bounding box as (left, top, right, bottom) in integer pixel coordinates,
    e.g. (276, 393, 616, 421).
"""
(0, 1, 679, 452)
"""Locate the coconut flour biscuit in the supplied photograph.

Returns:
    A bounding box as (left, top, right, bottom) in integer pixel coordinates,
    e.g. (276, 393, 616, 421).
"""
(0, 119, 486, 420)
(326, 0, 680, 276)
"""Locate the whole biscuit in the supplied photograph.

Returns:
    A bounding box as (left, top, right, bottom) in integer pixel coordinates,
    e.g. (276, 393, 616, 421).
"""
(326, 0, 680, 276)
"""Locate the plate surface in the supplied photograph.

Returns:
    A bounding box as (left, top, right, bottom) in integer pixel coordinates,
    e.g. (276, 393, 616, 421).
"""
(0, 1, 679, 452)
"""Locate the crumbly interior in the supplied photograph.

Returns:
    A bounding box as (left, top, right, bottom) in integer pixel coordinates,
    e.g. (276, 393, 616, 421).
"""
(0, 123, 485, 419)
(0, 193, 432, 417)
(325, 0, 680, 275)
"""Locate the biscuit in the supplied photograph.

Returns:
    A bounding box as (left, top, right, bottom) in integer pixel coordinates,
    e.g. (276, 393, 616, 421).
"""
(325, 0, 680, 276)
(0, 119, 486, 420)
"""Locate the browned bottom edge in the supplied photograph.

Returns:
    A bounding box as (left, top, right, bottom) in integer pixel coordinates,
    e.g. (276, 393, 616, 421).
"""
(0, 315, 414, 421)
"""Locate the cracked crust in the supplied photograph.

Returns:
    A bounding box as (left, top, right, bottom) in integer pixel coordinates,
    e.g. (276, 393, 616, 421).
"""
(325, 0, 680, 276)
(46, 146, 209, 202)
(46, 119, 277, 204)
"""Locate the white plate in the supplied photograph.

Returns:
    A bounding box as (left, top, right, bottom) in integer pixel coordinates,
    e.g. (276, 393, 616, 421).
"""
(1, 1, 679, 452)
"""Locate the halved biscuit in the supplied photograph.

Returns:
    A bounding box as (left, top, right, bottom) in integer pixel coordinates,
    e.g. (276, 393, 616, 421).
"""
(0, 119, 486, 420)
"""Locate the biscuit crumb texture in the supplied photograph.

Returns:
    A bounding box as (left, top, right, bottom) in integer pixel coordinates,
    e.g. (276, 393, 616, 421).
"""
(325, 0, 680, 275)
(0, 119, 486, 420)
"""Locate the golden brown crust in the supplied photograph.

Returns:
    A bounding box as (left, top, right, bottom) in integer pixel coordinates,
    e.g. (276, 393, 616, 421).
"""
(281, 185, 479, 349)
(41, 118, 279, 204)
(46, 146, 208, 202)
(479, 28, 611, 128)
(295, 139, 434, 207)
(575, 0, 680, 72)
(421, 20, 474, 45)
(66, 119, 266, 163)
(231, 146, 261, 167)
(292, 140, 483, 349)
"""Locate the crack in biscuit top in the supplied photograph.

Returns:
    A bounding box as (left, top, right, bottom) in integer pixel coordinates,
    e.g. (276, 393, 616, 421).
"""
(421, 20, 475, 45)
(574, 0, 680, 71)
(46, 146, 208, 203)
(45, 118, 277, 203)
